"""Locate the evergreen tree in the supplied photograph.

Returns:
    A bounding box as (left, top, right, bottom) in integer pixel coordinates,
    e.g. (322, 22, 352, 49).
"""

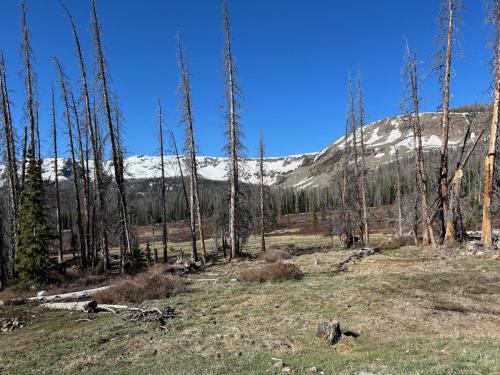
(14, 148, 49, 285)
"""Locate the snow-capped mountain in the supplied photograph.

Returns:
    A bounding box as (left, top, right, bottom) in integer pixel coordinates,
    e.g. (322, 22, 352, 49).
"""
(0, 111, 488, 189)
(278, 111, 488, 189)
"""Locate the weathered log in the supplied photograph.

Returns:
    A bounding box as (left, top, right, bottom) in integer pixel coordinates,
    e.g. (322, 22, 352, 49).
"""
(0, 286, 111, 306)
(40, 300, 128, 312)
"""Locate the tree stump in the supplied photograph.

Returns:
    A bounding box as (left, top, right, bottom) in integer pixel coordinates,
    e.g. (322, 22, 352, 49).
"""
(316, 320, 342, 345)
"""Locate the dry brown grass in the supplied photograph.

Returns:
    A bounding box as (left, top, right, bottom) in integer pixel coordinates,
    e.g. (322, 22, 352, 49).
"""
(93, 272, 186, 304)
(378, 235, 416, 250)
(239, 262, 303, 282)
(261, 249, 292, 263)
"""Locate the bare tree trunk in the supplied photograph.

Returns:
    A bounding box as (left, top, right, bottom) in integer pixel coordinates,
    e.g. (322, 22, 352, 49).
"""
(21, 1, 36, 157)
(157, 100, 168, 263)
(169, 129, 197, 256)
(177, 40, 205, 262)
(403, 45, 436, 247)
(0, 53, 19, 266)
(482, 1, 500, 248)
(223, 1, 241, 260)
(395, 148, 403, 236)
(54, 59, 86, 268)
(91, 1, 132, 264)
(439, 0, 456, 244)
(51, 84, 63, 263)
(61, 1, 109, 270)
(21, 125, 27, 191)
(259, 130, 266, 253)
(356, 69, 369, 244)
(70, 91, 91, 266)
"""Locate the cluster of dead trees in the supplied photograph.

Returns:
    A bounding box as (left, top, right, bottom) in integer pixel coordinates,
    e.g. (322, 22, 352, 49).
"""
(338, 0, 500, 249)
(0, 0, 267, 288)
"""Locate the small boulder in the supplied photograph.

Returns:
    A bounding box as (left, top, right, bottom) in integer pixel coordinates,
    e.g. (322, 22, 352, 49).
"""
(37, 290, 48, 297)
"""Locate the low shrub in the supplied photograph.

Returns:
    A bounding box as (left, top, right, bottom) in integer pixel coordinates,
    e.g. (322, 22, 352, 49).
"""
(93, 273, 186, 304)
(239, 262, 303, 283)
(262, 249, 292, 263)
(379, 235, 416, 250)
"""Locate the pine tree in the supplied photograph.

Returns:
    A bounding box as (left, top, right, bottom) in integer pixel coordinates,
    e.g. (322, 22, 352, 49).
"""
(15, 148, 49, 285)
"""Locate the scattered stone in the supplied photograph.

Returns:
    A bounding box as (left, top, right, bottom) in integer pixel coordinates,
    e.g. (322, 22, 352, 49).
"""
(475, 251, 484, 257)
(317, 320, 342, 345)
(306, 366, 319, 373)
(336, 248, 382, 271)
(282, 367, 292, 373)
(314, 259, 321, 266)
(36, 290, 48, 297)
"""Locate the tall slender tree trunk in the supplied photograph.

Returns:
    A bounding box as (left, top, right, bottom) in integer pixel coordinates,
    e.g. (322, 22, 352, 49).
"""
(21, 125, 27, 191)
(177, 40, 205, 262)
(0, 53, 19, 266)
(482, 2, 500, 248)
(357, 69, 369, 244)
(169, 129, 196, 255)
(404, 45, 436, 247)
(51, 84, 63, 263)
(395, 149, 403, 237)
(61, 1, 109, 270)
(259, 130, 266, 253)
(54, 59, 86, 268)
(440, 0, 456, 244)
(223, 1, 240, 260)
(158, 100, 168, 263)
(91, 1, 132, 264)
(70, 91, 91, 266)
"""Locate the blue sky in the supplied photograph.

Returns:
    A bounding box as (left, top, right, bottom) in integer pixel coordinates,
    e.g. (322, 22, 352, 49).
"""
(0, 0, 494, 158)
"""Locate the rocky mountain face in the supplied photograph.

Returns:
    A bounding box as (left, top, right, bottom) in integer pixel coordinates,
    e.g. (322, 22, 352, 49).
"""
(276, 111, 489, 189)
(1, 111, 488, 189)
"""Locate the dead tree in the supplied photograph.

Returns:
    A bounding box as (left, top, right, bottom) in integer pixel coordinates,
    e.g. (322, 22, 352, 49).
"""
(356, 68, 369, 244)
(402, 44, 436, 247)
(21, 1, 37, 156)
(395, 148, 403, 236)
(91, 0, 132, 266)
(157, 99, 168, 263)
(54, 58, 86, 268)
(177, 38, 206, 261)
(446, 114, 484, 243)
(437, 0, 460, 243)
(259, 130, 266, 253)
(61, 1, 109, 270)
(0, 53, 19, 265)
(21, 125, 27, 190)
(70, 91, 91, 265)
(348, 74, 362, 242)
(482, 0, 500, 248)
(51, 84, 63, 263)
(168, 129, 197, 255)
(223, 1, 242, 259)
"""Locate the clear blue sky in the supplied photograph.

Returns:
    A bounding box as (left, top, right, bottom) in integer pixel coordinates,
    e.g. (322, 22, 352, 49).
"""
(0, 0, 493, 158)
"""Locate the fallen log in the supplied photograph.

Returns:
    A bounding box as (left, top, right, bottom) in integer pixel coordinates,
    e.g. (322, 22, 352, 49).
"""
(41, 300, 128, 313)
(336, 247, 382, 271)
(0, 286, 111, 306)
